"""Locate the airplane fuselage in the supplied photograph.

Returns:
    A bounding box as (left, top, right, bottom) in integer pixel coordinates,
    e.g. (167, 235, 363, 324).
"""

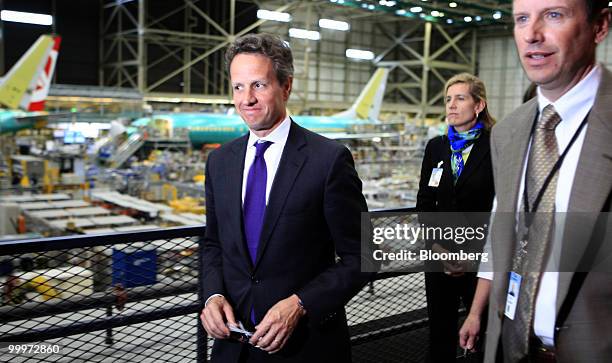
(133, 113, 372, 146)
(0, 110, 40, 134)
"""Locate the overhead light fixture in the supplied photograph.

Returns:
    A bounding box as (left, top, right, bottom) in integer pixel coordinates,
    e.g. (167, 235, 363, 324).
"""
(319, 18, 350, 31)
(464, 16, 472, 22)
(493, 11, 502, 20)
(289, 28, 321, 40)
(410, 6, 423, 13)
(368, 4, 375, 10)
(379, 0, 396, 6)
(346, 48, 375, 60)
(449, 2, 458, 8)
(396, 9, 407, 15)
(0, 10, 52, 25)
(446, 18, 454, 24)
(256, 9, 291, 22)
(475, 16, 482, 21)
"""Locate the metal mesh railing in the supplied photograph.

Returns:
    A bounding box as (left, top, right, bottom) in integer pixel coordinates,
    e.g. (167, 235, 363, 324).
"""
(348, 209, 429, 362)
(1, 208, 438, 363)
(0, 227, 202, 362)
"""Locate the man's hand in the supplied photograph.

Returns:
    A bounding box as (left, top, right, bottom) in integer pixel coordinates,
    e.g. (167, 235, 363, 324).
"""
(432, 243, 465, 276)
(459, 313, 481, 351)
(442, 260, 465, 276)
(200, 295, 237, 339)
(249, 294, 305, 353)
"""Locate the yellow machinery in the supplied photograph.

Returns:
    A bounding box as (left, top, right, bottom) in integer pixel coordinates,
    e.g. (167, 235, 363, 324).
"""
(6, 275, 61, 303)
(19, 159, 30, 188)
(27, 276, 61, 301)
(42, 160, 59, 193)
(161, 182, 205, 214)
(168, 197, 205, 214)
(161, 183, 178, 202)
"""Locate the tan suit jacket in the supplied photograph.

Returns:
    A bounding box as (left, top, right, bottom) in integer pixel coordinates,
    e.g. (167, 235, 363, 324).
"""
(484, 67, 612, 363)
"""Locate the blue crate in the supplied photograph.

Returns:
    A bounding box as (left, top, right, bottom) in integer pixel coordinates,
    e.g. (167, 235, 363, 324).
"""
(112, 245, 157, 288)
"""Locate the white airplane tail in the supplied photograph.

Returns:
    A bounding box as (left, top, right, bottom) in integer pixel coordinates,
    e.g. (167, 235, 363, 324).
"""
(0, 35, 60, 111)
(334, 68, 389, 120)
(28, 36, 61, 111)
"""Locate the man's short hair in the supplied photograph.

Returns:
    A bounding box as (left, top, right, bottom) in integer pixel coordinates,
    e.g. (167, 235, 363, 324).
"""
(586, 0, 609, 22)
(225, 33, 294, 86)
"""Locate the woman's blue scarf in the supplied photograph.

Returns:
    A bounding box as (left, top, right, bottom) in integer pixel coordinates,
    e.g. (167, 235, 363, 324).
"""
(448, 121, 484, 184)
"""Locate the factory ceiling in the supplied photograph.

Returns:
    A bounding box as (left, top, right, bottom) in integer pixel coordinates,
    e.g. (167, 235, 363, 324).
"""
(324, 0, 514, 26)
(250, 0, 515, 27)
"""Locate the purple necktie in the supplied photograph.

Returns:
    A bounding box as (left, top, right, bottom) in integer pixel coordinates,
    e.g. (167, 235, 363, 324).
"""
(243, 140, 273, 265)
(244, 140, 272, 325)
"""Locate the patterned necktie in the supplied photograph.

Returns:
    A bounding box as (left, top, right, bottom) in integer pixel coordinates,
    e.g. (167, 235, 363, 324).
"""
(504, 104, 562, 361)
(243, 140, 273, 265)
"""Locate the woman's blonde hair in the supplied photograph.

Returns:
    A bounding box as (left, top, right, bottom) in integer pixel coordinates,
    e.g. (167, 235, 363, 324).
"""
(444, 73, 496, 130)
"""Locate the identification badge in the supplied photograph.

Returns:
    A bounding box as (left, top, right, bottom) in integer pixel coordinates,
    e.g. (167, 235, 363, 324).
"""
(428, 161, 444, 187)
(504, 271, 522, 320)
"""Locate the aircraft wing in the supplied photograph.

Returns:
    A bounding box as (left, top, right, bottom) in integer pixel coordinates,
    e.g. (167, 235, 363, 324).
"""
(14, 112, 75, 123)
(319, 131, 401, 140)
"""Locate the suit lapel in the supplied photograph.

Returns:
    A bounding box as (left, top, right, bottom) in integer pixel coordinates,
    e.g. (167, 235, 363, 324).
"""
(228, 135, 253, 268)
(254, 121, 307, 269)
(493, 100, 538, 305)
(499, 103, 537, 214)
(556, 68, 612, 313)
(441, 138, 454, 188)
(455, 132, 489, 190)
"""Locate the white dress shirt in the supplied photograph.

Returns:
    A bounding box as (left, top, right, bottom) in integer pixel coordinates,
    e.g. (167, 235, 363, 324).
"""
(241, 116, 291, 205)
(478, 64, 601, 347)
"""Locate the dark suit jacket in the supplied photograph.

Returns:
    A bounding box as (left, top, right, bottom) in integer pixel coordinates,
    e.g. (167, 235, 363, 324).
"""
(417, 132, 495, 253)
(201, 121, 372, 362)
(485, 67, 612, 363)
(417, 131, 495, 213)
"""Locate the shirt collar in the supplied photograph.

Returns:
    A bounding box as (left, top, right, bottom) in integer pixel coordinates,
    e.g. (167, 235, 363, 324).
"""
(537, 64, 602, 121)
(247, 116, 291, 147)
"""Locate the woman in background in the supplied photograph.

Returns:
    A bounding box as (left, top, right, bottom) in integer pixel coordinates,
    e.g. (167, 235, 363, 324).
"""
(416, 73, 495, 362)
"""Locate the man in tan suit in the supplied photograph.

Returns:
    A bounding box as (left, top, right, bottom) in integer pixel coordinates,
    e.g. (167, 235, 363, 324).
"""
(476, 0, 612, 362)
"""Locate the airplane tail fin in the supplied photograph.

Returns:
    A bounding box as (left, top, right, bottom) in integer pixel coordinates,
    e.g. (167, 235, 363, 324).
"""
(333, 68, 389, 120)
(28, 36, 61, 111)
(0, 35, 58, 111)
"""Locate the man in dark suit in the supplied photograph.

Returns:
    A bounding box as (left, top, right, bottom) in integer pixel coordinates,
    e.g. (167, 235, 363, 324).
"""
(199, 33, 372, 362)
(482, 0, 612, 361)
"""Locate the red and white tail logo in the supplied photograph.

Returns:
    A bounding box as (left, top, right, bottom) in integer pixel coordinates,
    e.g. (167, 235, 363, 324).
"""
(28, 36, 61, 111)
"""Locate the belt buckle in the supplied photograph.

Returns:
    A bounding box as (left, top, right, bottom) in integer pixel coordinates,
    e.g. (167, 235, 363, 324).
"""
(530, 336, 556, 360)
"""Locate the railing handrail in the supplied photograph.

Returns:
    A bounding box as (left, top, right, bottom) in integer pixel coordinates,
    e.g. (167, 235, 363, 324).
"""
(0, 280, 198, 323)
(0, 225, 205, 254)
(0, 303, 200, 343)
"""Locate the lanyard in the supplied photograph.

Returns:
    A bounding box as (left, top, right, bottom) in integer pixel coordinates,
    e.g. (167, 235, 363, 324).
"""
(522, 111, 590, 217)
